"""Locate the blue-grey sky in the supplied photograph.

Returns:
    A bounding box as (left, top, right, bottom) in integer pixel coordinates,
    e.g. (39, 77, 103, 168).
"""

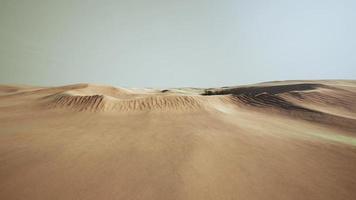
(0, 0, 355, 87)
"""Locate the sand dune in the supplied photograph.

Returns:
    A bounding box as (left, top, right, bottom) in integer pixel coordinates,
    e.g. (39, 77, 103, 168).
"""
(0, 80, 356, 199)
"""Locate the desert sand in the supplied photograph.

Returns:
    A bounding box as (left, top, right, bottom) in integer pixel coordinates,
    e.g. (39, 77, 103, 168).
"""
(0, 80, 356, 200)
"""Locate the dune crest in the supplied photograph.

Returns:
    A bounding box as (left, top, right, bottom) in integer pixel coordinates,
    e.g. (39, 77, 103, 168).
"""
(43, 91, 206, 112)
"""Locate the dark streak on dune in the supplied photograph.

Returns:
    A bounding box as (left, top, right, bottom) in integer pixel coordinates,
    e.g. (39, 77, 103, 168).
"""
(231, 93, 314, 112)
(203, 83, 324, 96)
(202, 83, 325, 112)
(203, 83, 356, 131)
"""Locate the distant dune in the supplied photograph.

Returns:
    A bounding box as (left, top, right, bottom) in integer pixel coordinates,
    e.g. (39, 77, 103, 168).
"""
(1, 80, 356, 199)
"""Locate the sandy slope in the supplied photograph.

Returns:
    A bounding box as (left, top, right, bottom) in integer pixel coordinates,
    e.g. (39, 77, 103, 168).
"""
(0, 80, 356, 200)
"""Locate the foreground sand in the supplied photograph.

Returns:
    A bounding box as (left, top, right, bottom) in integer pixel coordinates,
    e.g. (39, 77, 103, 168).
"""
(0, 80, 356, 200)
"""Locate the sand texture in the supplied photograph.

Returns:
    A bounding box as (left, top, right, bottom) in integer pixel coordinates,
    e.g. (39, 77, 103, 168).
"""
(1, 80, 356, 200)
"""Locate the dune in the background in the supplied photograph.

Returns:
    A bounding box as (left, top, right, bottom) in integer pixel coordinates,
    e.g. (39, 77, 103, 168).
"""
(0, 80, 356, 200)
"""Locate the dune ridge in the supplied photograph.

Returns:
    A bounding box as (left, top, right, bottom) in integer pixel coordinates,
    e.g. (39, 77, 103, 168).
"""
(24, 82, 350, 113)
(43, 92, 205, 112)
(1, 81, 356, 131)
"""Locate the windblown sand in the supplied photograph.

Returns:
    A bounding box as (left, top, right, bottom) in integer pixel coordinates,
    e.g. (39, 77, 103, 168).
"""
(0, 80, 356, 200)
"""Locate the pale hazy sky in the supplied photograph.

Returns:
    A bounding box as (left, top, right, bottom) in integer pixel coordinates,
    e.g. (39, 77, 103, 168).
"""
(0, 0, 355, 87)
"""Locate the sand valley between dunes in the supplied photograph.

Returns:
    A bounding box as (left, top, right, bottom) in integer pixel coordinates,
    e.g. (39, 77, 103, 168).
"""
(1, 80, 356, 200)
